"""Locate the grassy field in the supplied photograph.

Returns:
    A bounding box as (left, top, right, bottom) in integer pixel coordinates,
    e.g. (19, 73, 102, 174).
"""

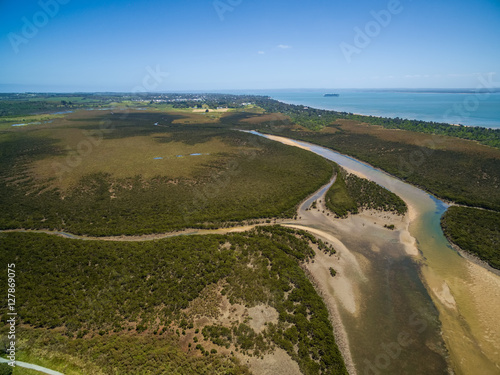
(0, 109, 333, 235)
(30, 113, 237, 190)
(0, 228, 347, 374)
(0, 113, 68, 129)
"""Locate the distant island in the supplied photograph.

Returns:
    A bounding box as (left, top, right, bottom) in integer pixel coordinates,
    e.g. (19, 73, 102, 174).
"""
(324, 93, 340, 97)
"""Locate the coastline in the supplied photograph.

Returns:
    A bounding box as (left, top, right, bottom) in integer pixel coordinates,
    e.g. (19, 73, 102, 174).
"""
(279, 160, 423, 374)
(444, 235, 500, 277)
(283, 198, 423, 375)
(269, 93, 500, 129)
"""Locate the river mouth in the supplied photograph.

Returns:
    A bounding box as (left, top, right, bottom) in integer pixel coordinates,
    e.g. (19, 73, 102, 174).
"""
(290, 207, 450, 374)
(252, 131, 500, 375)
(336, 223, 449, 375)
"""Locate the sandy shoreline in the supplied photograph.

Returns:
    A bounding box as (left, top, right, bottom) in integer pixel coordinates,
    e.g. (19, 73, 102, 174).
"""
(280, 169, 424, 374)
(285, 223, 359, 375)
(301, 258, 358, 375)
(445, 237, 500, 277)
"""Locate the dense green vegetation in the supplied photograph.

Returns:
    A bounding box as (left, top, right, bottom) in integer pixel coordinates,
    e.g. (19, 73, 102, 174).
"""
(0, 93, 117, 117)
(255, 98, 500, 148)
(325, 166, 407, 218)
(0, 113, 332, 236)
(324, 168, 357, 217)
(0, 228, 347, 374)
(254, 125, 500, 211)
(16, 330, 250, 375)
(441, 207, 500, 270)
(0, 364, 12, 375)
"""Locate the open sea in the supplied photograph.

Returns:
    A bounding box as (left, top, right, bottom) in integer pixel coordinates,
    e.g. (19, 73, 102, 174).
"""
(244, 89, 500, 129)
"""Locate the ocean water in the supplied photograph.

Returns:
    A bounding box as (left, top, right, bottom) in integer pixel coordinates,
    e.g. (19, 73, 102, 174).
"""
(260, 90, 500, 129)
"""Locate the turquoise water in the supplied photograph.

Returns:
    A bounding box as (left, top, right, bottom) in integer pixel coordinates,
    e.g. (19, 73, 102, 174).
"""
(249, 131, 452, 373)
(260, 90, 500, 129)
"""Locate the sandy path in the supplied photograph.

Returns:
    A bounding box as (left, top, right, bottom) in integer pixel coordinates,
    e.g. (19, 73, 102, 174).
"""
(0, 224, 273, 242)
(0, 358, 63, 375)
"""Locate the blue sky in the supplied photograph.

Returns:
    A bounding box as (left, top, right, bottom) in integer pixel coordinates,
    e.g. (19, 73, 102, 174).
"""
(1, 0, 499, 91)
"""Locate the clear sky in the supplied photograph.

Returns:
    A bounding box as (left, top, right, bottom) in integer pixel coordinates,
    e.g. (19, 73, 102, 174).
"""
(1, 0, 499, 91)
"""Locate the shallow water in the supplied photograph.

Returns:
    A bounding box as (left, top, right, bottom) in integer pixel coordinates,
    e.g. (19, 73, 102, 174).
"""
(250, 131, 500, 374)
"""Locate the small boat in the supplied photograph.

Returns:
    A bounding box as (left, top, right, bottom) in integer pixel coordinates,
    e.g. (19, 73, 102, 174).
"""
(324, 93, 340, 97)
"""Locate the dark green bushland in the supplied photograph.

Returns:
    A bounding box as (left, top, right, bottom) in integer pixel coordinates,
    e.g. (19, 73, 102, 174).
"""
(441, 206, 500, 270)
(0, 227, 347, 374)
(325, 166, 407, 217)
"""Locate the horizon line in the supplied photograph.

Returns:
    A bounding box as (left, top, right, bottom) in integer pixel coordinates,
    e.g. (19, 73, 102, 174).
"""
(2, 87, 500, 94)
